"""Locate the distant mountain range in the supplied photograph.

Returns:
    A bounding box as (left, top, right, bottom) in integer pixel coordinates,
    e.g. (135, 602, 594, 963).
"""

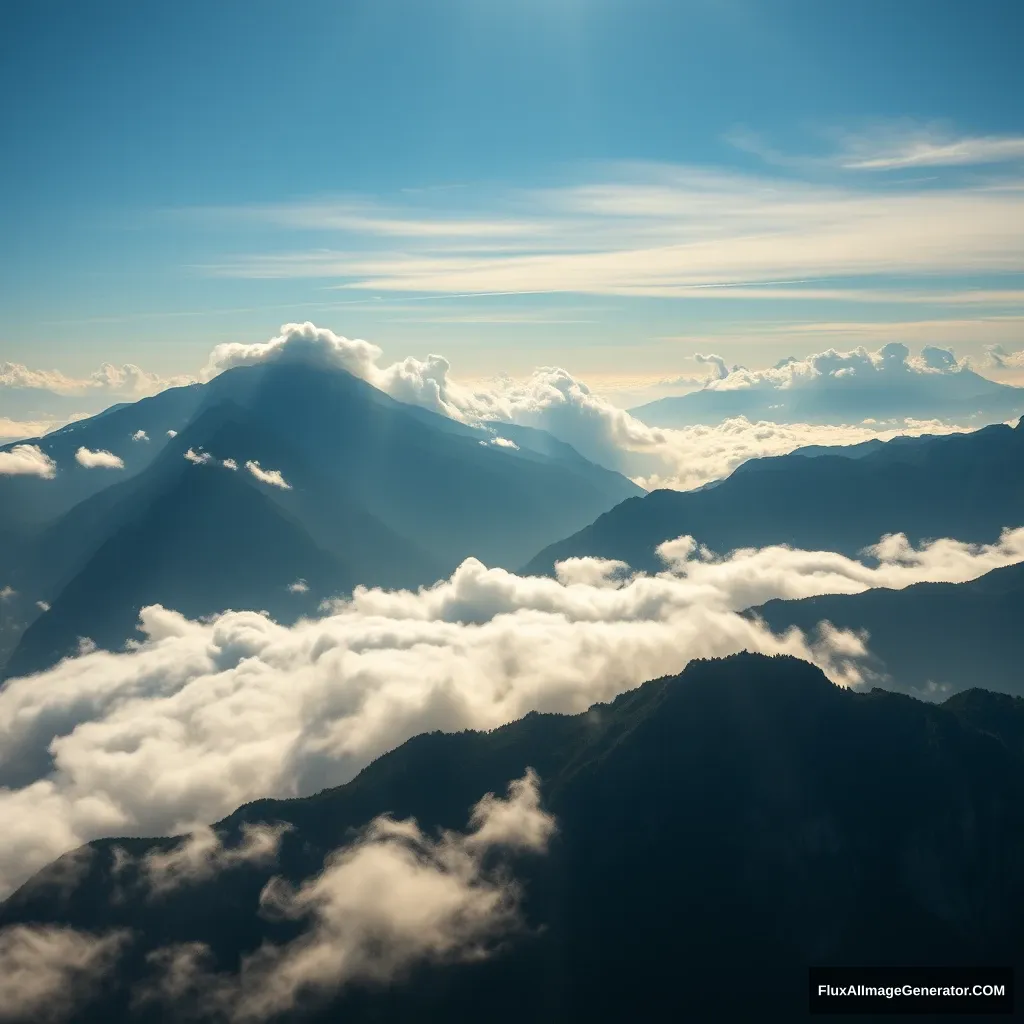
(525, 416, 1024, 576)
(5, 653, 1024, 1022)
(0, 362, 641, 678)
(753, 560, 1024, 700)
(630, 362, 1024, 427)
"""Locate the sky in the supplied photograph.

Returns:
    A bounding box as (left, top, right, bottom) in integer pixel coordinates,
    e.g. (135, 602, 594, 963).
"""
(2, 0, 1024, 389)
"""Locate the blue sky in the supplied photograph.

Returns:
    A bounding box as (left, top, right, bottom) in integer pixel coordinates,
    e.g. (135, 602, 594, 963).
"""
(2, 0, 1024, 387)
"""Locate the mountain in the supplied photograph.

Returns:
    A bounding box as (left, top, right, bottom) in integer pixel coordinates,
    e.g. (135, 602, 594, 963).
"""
(753, 560, 1024, 700)
(1, 361, 641, 677)
(630, 364, 1024, 428)
(524, 417, 1024, 576)
(4, 653, 1024, 1022)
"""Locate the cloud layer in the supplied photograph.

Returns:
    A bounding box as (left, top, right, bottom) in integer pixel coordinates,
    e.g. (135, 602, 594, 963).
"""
(1, 527, 1022, 900)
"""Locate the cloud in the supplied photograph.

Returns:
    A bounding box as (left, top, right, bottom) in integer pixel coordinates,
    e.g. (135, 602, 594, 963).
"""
(131, 430, 149, 442)
(74, 447, 124, 470)
(839, 131, 1024, 171)
(287, 580, 309, 594)
(1, 527, 1021, 899)
(245, 461, 291, 490)
(223, 458, 238, 470)
(136, 823, 291, 899)
(199, 163, 1024, 302)
(696, 342, 969, 393)
(0, 586, 15, 601)
(987, 345, 1024, 370)
(0, 417, 66, 442)
(0, 360, 190, 400)
(0, 925, 129, 1024)
(183, 448, 212, 465)
(166, 429, 178, 438)
(36, 601, 51, 612)
(0, 444, 57, 478)
(137, 773, 553, 1021)
(694, 353, 732, 380)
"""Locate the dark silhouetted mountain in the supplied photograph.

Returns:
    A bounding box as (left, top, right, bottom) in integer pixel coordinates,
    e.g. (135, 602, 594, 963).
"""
(1, 362, 640, 676)
(525, 418, 1024, 576)
(754, 561, 1024, 700)
(630, 365, 1024, 427)
(5, 653, 1024, 1022)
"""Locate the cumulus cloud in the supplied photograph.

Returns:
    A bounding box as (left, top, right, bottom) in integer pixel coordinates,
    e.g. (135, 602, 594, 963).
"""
(694, 342, 970, 394)
(167, 429, 178, 438)
(694, 353, 732, 380)
(36, 600, 51, 613)
(223, 458, 238, 470)
(987, 345, 1024, 370)
(0, 443, 57, 478)
(0, 925, 129, 1024)
(74, 447, 124, 470)
(137, 773, 553, 1021)
(287, 580, 309, 594)
(0, 586, 15, 601)
(136, 823, 291, 899)
(245, 460, 291, 490)
(131, 429, 149, 442)
(183, 448, 212, 465)
(1, 527, 1021, 899)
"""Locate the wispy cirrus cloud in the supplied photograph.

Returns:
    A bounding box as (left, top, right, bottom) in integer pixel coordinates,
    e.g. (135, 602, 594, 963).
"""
(198, 161, 1024, 308)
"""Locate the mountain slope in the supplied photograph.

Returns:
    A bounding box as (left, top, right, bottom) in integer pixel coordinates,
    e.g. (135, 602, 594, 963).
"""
(1, 362, 641, 676)
(754, 560, 1024, 699)
(525, 418, 1024, 575)
(4, 653, 1024, 1022)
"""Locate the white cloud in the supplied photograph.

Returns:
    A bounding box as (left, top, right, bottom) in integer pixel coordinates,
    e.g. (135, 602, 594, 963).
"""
(695, 342, 970, 394)
(839, 131, 1024, 171)
(137, 773, 553, 1021)
(36, 601, 51, 612)
(74, 447, 124, 470)
(987, 345, 1024, 370)
(223, 458, 238, 470)
(245, 461, 291, 490)
(0, 360, 190, 400)
(0, 527, 1021, 899)
(136, 823, 291, 899)
(287, 580, 309, 594)
(166, 429, 178, 438)
(183, 448, 212, 465)
(201, 163, 1024, 300)
(0, 925, 129, 1024)
(0, 444, 57, 478)
(0, 417, 65, 442)
(0, 586, 15, 601)
(131, 430, 149, 442)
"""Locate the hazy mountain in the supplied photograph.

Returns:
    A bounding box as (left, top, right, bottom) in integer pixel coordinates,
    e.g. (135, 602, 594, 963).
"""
(525, 417, 1024, 576)
(753, 560, 1024, 700)
(4, 653, 1024, 1022)
(1, 361, 641, 676)
(630, 356, 1024, 428)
